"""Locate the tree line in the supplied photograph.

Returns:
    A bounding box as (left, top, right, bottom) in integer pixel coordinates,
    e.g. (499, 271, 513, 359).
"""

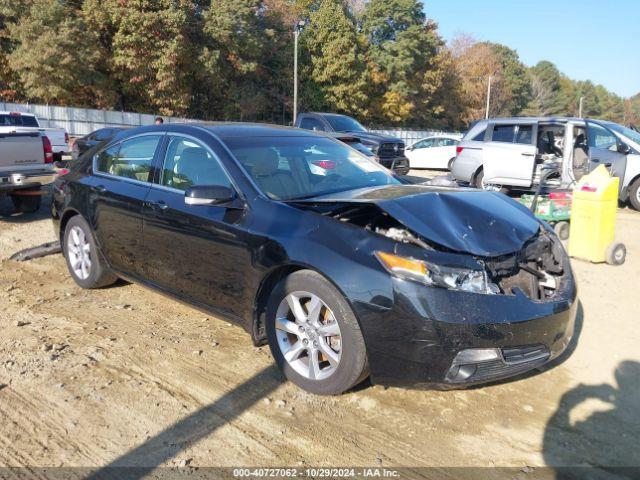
(1, 0, 639, 130)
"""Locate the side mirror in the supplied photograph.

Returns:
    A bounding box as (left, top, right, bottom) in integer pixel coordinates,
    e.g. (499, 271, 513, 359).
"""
(185, 185, 236, 206)
(617, 143, 631, 155)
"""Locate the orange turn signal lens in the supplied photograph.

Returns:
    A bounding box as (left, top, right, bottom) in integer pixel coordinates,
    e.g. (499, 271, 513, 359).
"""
(375, 251, 427, 276)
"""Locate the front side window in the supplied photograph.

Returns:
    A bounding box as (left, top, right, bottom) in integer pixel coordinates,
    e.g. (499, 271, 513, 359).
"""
(491, 125, 516, 143)
(414, 139, 434, 149)
(588, 123, 619, 151)
(96, 135, 161, 181)
(160, 136, 231, 190)
(226, 136, 399, 200)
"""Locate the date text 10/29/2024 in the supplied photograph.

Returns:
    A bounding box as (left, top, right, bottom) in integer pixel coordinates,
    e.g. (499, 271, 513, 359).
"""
(232, 468, 400, 478)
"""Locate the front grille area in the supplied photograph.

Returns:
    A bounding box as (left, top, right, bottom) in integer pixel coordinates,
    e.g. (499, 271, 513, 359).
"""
(377, 142, 405, 158)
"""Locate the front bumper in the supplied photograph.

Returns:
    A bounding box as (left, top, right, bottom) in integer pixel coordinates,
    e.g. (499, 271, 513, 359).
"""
(353, 270, 577, 388)
(378, 156, 410, 175)
(0, 169, 56, 192)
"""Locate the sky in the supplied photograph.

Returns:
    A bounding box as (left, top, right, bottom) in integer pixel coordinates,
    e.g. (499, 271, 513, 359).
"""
(424, 0, 640, 98)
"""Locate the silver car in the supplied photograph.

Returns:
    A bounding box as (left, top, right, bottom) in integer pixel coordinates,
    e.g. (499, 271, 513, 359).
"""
(451, 117, 640, 210)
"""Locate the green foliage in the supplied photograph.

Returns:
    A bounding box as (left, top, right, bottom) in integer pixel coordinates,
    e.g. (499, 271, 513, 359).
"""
(300, 0, 369, 115)
(0, 0, 636, 129)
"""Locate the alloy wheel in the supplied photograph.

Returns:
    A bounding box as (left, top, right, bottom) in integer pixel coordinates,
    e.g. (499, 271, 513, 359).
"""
(67, 226, 92, 280)
(275, 291, 342, 381)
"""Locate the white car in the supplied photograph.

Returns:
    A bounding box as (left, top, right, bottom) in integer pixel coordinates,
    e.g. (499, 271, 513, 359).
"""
(0, 111, 69, 161)
(406, 135, 461, 170)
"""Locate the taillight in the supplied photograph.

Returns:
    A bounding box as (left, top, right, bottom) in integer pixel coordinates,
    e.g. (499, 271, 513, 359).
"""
(312, 160, 336, 170)
(42, 136, 54, 163)
(456, 146, 464, 155)
(64, 132, 69, 144)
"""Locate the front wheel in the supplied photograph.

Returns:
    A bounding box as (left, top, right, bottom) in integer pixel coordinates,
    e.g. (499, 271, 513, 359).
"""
(266, 270, 369, 395)
(63, 215, 118, 289)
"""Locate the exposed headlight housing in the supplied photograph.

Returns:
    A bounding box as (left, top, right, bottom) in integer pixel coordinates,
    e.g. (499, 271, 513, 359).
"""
(375, 251, 499, 295)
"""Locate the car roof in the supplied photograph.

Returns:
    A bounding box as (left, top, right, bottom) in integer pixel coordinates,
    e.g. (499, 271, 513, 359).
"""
(0, 111, 36, 116)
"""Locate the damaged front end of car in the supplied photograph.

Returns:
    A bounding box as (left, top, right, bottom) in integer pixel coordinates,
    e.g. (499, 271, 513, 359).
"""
(292, 186, 578, 387)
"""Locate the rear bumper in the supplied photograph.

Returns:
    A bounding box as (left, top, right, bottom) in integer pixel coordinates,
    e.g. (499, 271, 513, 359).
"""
(0, 169, 56, 192)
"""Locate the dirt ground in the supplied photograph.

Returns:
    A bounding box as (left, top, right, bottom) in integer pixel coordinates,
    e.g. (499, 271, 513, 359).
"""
(0, 175, 639, 476)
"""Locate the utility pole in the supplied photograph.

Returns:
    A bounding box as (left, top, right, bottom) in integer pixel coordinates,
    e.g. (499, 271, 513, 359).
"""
(578, 96, 584, 117)
(293, 20, 305, 125)
(485, 75, 492, 119)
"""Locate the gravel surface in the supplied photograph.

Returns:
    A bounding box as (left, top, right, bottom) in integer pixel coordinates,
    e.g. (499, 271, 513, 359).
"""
(0, 186, 638, 471)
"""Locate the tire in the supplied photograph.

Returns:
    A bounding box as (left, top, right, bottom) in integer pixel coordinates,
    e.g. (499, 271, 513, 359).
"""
(553, 221, 570, 241)
(628, 177, 640, 211)
(10, 194, 41, 214)
(447, 157, 455, 171)
(63, 215, 118, 289)
(605, 242, 626, 266)
(265, 270, 369, 395)
(475, 169, 508, 194)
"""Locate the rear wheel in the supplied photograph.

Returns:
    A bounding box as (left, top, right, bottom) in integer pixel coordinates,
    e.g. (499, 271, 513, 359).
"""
(475, 169, 508, 194)
(63, 215, 118, 288)
(266, 270, 368, 395)
(11, 193, 41, 214)
(447, 157, 455, 171)
(628, 177, 640, 211)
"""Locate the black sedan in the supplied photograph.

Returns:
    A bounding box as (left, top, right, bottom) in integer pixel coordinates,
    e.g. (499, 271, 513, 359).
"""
(52, 123, 577, 395)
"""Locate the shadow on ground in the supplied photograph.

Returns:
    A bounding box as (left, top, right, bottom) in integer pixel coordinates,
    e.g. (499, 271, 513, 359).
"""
(543, 360, 640, 479)
(86, 364, 283, 480)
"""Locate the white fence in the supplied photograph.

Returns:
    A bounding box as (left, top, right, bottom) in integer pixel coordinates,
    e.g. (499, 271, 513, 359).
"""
(1, 101, 459, 142)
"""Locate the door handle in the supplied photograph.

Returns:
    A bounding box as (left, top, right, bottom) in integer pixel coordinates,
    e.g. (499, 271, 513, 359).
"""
(91, 185, 106, 193)
(592, 158, 600, 163)
(150, 200, 169, 211)
(521, 152, 535, 157)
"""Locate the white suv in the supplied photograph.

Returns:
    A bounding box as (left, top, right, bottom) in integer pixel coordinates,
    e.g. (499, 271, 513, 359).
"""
(451, 117, 640, 210)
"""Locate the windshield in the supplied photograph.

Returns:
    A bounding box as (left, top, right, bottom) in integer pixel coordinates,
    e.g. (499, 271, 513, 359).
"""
(324, 115, 366, 132)
(225, 136, 399, 200)
(603, 122, 640, 146)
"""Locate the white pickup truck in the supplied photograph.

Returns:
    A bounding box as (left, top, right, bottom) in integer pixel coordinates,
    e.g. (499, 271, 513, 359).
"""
(0, 130, 56, 213)
(0, 111, 69, 161)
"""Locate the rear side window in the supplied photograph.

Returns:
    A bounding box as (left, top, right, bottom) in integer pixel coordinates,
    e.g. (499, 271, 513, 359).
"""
(96, 135, 161, 182)
(491, 125, 516, 143)
(440, 138, 459, 147)
(299, 117, 326, 131)
(472, 129, 486, 141)
(515, 125, 533, 144)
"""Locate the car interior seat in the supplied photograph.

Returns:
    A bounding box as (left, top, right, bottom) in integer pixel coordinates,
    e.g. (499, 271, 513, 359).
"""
(252, 149, 299, 199)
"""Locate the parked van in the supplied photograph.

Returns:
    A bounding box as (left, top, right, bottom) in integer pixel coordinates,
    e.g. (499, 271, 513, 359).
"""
(451, 117, 640, 210)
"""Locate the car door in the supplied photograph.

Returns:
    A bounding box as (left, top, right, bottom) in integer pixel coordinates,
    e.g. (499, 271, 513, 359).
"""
(142, 134, 253, 317)
(483, 123, 537, 187)
(586, 121, 627, 189)
(407, 138, 434, 168)
(89, 133, 163, 278)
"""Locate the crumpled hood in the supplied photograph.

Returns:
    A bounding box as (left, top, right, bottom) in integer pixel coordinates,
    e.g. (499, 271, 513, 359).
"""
(308, 185, 541, 257)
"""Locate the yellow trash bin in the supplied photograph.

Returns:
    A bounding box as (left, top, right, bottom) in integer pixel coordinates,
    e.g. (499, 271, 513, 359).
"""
(568, 165, 626, 265)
